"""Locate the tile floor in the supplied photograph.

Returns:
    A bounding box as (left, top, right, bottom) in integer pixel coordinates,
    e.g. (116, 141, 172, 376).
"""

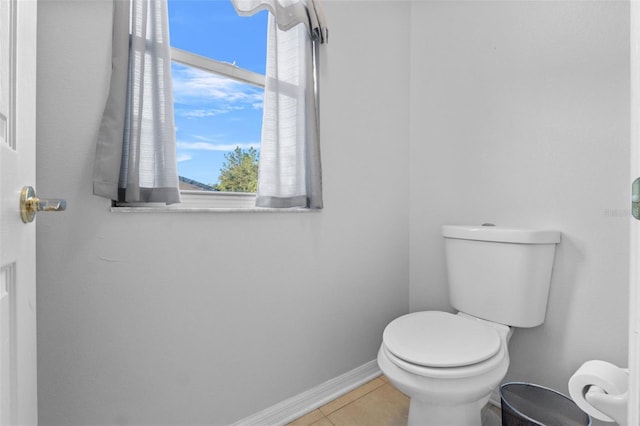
(286, 375, 502, 426)
(287, 376, 408, 426)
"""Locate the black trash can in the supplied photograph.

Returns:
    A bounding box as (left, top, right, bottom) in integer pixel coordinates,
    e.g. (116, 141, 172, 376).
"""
(500, 382, 591, 426)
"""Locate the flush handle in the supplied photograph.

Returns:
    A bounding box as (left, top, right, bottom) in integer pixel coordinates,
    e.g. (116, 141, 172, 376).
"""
(19, 186, 66, 223)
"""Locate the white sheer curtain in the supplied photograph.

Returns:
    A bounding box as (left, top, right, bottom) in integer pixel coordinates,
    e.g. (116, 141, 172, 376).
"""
(232, 0, 328, 209)
(93, 0, 180, 204)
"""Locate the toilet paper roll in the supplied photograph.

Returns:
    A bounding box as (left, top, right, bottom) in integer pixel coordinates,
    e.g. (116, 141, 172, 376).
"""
(568, 360, 628, 422)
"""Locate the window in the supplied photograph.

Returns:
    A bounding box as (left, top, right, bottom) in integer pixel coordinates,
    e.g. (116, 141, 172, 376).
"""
(102, 0, 325, 211)
(168, 1, 268, 199)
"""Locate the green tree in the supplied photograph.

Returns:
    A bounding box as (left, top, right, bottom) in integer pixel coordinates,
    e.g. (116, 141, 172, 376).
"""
(213, 146, 259, 192)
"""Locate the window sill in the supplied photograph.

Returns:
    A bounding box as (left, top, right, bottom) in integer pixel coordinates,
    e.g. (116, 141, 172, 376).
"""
(110, 190, 316, 213)
(111, 206, 314, 213)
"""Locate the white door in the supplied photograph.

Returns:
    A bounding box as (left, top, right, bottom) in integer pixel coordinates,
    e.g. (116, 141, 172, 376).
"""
(0, 0, 38, 424)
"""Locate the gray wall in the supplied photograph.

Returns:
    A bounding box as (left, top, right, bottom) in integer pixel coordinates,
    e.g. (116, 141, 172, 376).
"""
(409, 0, 630, 414)
(36, 0, 630, 425)
(35, 1, 410, 424)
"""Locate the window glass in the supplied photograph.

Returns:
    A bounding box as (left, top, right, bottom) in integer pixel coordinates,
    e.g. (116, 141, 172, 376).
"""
(168, 0, 268, 191)
(168, 1, 267, 74)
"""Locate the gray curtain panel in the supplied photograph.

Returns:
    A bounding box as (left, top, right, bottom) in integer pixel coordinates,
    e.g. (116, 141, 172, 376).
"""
(232, 0, 328, 209)
(93, 0, 180, 204)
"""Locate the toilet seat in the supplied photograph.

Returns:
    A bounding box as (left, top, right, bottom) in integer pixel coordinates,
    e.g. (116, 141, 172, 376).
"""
(382, 311, 502, 368)
(381, 341, 508, 379)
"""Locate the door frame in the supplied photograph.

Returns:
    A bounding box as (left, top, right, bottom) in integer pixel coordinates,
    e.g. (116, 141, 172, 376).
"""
(629, 1, 640, 424)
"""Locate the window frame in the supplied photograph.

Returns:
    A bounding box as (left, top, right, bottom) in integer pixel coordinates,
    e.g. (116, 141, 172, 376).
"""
(170, 47, 265, 89)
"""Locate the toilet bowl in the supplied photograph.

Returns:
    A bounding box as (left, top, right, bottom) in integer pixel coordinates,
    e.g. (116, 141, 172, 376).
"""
(378, 311, 512, 426)
(377, 225, 561, 426)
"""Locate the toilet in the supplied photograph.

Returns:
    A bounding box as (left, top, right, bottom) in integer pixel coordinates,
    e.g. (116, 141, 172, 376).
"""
(377, 225, 561, 426)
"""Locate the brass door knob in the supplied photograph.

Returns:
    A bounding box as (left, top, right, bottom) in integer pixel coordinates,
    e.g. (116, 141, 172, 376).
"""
(20, 186, 66, 223)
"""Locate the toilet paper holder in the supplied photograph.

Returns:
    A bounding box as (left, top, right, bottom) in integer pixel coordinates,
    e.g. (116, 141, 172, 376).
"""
(569, 360, 629, 425)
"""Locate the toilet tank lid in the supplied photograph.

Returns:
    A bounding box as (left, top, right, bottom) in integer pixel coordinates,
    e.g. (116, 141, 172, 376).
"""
(442, 225, 561, 244)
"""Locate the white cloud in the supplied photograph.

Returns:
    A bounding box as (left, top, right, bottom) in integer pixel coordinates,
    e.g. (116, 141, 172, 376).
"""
(177, 141, 260, 152)
(179, 106, 244, 118)
(176, 153, 193, 163)
(172, 64, 263, 106)
(193, 134, 223, 141)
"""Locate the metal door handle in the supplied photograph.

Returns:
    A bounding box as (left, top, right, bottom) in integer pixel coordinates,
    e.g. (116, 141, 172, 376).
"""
(20, 186, 66, 223)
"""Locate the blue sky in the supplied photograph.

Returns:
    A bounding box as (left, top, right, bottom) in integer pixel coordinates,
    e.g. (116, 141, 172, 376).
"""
(168, 0, 268, 186)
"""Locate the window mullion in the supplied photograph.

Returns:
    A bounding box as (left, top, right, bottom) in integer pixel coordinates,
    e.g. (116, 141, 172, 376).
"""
(170, 47, 265, 88)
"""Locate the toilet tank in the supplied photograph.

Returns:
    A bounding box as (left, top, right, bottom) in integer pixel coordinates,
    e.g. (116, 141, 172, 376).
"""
(442, 225, 561, 328)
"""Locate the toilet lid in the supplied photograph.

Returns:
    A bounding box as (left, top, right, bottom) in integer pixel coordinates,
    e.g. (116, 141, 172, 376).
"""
(383, 311, 501, 368)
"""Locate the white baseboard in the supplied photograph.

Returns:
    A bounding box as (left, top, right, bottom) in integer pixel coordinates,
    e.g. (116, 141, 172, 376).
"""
(230, 360, 381, 426)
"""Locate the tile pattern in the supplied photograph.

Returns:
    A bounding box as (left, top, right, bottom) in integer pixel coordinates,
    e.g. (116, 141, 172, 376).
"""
(287, 376, 409, 426)
(287, 375, 503, 426)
